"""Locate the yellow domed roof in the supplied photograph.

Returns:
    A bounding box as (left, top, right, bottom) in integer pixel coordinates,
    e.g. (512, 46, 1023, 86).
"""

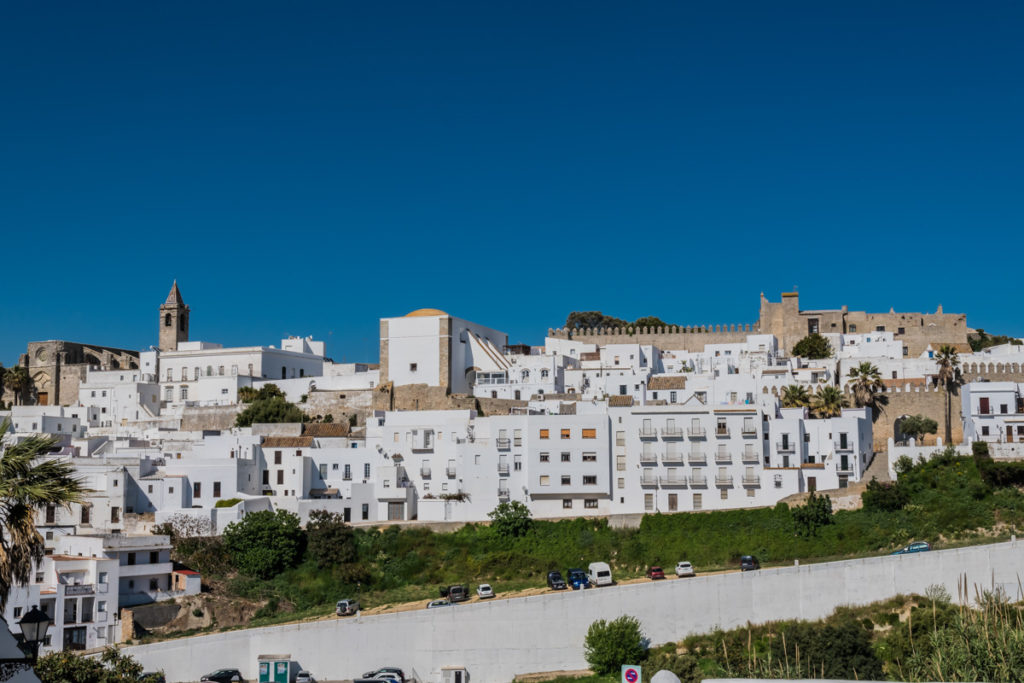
(405, 308, 448, 317)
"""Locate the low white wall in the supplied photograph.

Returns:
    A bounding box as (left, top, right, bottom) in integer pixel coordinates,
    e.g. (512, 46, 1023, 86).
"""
(125, 540, 1024, 683)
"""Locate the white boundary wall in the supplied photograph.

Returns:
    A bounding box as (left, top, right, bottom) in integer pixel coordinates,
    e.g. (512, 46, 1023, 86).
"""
(125, 540, 1024, 683)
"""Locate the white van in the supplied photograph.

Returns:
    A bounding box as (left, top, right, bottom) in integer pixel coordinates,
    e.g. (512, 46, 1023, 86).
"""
(588, 561, 613, 586)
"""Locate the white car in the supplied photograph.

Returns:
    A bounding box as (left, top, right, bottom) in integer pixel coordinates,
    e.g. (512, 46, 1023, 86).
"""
(675, 561, 695, 577)
(476, 583, 495, 599)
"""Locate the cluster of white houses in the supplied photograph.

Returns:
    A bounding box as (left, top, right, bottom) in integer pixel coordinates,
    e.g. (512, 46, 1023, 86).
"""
(2, 285, 1022, 653)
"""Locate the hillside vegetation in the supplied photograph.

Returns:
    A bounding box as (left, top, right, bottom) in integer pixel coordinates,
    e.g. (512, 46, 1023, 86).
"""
(164, 446, 1024, 630)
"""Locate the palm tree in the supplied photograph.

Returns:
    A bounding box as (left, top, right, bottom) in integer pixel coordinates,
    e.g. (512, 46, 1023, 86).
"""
(781, 384, 810, 408)
(3, 366, 30, 406)
(811, 385, 848, 418)
(846, 361, 888, 421)
(0, 419, 85, 611)
(935, 344, 962, 444)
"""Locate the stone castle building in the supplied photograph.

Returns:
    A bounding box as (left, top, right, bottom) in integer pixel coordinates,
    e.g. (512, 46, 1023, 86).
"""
(4, 341, 139, 407)
(550, 291, 970, 358)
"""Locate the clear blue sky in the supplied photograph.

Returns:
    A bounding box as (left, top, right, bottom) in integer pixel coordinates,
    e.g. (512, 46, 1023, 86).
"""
(2, 1, 1022, 366)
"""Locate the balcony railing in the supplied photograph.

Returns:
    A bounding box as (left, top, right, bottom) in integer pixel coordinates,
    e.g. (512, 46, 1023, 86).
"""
(446, 466, 457, 478)
(741, 426, 758, 436)
(689, 473, 708, 487)
(661, 451, 685, 464)
(640, 452, 658, 464)
(715, 427, 731, 438)
(715, 474, 734, 486)
(496, 438, 511, 450)
(835, 443, 853, 452)
(498, 463, 510, 475)
(715, 452, 733, 464)
(687, 426, 707, 438)
(661, 427, 684, 439)
(776, 441, 796, 453)
(639, 428, 658, 440)
(659, 473, 687, 487)
(742, 451, 760, 464)
(640, 472, 658, 486)
(498, 488, 510, 501)
(688, 452, 706, 466)
(420, 467, 431, 478)
(742, 475, 761, 487)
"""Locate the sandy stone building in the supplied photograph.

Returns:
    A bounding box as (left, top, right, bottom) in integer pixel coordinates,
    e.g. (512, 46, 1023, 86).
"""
(4, 341, 139, 407)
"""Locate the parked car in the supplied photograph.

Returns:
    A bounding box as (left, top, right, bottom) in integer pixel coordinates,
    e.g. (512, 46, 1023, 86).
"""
(739, 555, 760, 571)
(588, 561, 613, 586)
(139, 674, 166, 683)
(427, 598, 453, 608)
(675, 561, 695, 578)
(566, 568, 590, 590)
(200, 670, 242, 683)
(477, 583, 495, 599)
(447, 584, 470, 602)
(336, 598, 360, 616)
(547, 570, 567, 590)
(363, 668, 406, 682)
(646, 566, 666, 580)
(296, 672, 317, 683)
(892, 541, 932, 555)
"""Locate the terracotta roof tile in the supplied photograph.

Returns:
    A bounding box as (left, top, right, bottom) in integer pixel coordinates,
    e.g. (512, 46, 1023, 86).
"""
(262, 436, 314, 448)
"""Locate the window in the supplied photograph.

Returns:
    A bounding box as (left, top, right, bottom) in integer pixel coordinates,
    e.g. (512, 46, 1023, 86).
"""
(849, 324, 857, 333)
(720, 488, 728, 500)
(540, 452, 550, 462)
(277, 470, 284, 484)
(619, 385, 627, 395)
(127, 552, 136, 566)
(111, 507, 120, 523)
(213, 482, 221, 498)
(561, 475, 571, 485)
(150, 551, 159, 563)
(97, 601, 106, 613)
(618, 477, 625, 489)
(582, 452, 596, 462)
(166, 369, 173, 381)
(193, 482, 201, 498)
(876, 325, 885, 332)
(13, 607, 21, 619)
(808, 318, 819, 335)
(364, 463, 371, 478)
(165, 386, 173, 401)
(320, 464, 328, 479)
(747, 488, 756, 498)
(670, 391, 677, 403)
(616, 454, 626, 471)
(539, 475, 550, 486)
(982, 426, 990, 436)
(615, 431, 625, 447)
(584, 499, 598, 509)
(560, 428, 571, 439)
(583, 475, 597, 485)
(563, 499, 573, 509)
(81, 506, 90, 525)
(514, 429, 522, 446)
(45, 505, 55, 524)
(693, 493, 702, 510)
(274, 451, 282, 465)
(582, 428, 596, 439)
(409, 363, 417, 372)
(561, 452, 571, 462)
(539, 429, 550, 439)
(179, 386, 188, 401)
(644, 493, 654, 511)
(668, 493, 678, 511)
(514, 456, 522, 471)
(344, 464, 351, 479)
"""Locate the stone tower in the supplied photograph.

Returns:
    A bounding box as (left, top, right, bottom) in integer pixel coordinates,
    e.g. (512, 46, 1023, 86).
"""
(159, 281, 190, 351)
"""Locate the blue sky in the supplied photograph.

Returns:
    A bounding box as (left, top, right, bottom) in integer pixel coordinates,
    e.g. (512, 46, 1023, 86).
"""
(2, 1, 1022, 366)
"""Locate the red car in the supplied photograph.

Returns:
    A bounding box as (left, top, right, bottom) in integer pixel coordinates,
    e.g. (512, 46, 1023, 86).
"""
(646, 566, 665, 580)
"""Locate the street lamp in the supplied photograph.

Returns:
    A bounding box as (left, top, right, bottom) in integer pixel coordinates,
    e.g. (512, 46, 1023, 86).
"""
(18, 605, 51, 664)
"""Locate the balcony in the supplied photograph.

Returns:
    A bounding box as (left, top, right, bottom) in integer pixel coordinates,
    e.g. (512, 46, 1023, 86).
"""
(687, 426, 707, 438)
(742, 426, 758, 437)
(714, 451, 733, 464)
(119, 562, 174, 578)
(496, 438, 511, 450)
(446, 466, 457, 478)
(688, 452, 707, 466)
(742, 451, 760, 464)
(715, 427, 731, 438)
(640, 452, 658, 464)
(742, 475, 761, 487)
(498, 463, 510, 475)
(661, 427, 684, 439)
(776, 441, 796, 453)
(498, 488, 510, 502)
(639, 428, 658, 440)
(715, 474, 734, 487)
(640, 472, 658, 487)
(689, 473, 708, 487)
(835, 443, 854, 452)
(661, 451, 685, 464)
(420, 466, 431, 478)
(659, 473, 687, 487)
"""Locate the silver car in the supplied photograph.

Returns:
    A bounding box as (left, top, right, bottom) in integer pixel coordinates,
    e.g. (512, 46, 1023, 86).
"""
(296, 672, 316, 683)
(675, 561, 695, 577)
(476, 583, 495, 599)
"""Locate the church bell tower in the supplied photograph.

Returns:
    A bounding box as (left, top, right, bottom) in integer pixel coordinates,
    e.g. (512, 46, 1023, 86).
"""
(159, 281, 190, 351)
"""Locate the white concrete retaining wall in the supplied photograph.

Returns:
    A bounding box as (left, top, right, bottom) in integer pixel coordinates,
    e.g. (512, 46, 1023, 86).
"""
(125, 540, 1024, 683)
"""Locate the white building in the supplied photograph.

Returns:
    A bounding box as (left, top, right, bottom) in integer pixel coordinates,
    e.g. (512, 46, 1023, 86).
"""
(961, 381, 1024, 448)
(767, 407, 873, 491)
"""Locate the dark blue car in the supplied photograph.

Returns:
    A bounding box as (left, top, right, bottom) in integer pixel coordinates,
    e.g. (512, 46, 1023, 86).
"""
(891, 541, 931, 555)
(567, 568, 590, 589)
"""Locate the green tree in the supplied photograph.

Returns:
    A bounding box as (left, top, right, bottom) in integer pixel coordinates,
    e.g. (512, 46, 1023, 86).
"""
(584, 615, 647, 675)
(633, 316, 669, 329)
(791, 333, 833, 359)
(235, 395, 305, 427)
(968, 328, 1023, 352)
(565, 311, 629, 330)
(306, 509, 357, 568)
(487, 501, 533, 538)
(222, 509, 304, 578)
(861, 477, 909, 512)
(643, 648, 701, 683)
(810, 385, 848, 418)
(36, 647, 149, 683)
(3, 366, 31, 406)
(780, 384, 810, 408)
(898, 414, 938, 443)
(0, 420, 85, 610)
(846, 362, 888, 421)
(792, 490, 833, 537)
(935, 344, 962, 445)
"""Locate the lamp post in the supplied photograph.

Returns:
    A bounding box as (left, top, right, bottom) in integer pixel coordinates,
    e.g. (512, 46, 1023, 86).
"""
(18, 605, 51, 665)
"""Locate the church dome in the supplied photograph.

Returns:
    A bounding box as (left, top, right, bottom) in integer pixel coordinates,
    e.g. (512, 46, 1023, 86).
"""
(405, 308, 448, 317)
